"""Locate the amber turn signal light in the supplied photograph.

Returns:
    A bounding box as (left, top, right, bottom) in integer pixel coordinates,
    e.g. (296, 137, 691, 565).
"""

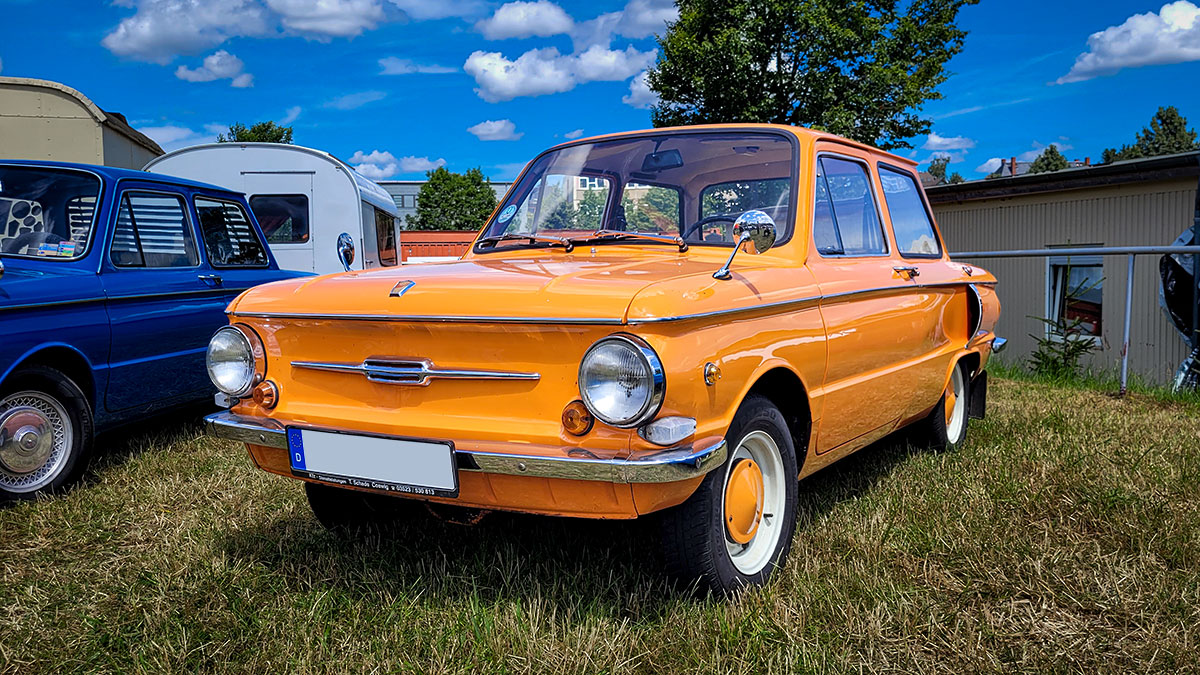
(252, 380, 279, 409)
(562, 400, 594, 436)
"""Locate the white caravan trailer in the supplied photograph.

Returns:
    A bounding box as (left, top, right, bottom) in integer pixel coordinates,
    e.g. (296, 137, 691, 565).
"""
(145, 143, 400, 275)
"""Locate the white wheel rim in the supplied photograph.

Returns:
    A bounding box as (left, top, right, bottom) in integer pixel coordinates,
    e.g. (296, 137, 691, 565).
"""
(0, 390, 73, 493)
(723, 430, 786, 575)
(946, 367, 966, 443)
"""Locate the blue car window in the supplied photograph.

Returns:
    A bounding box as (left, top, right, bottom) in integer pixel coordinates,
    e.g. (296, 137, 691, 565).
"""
(111, 192, 199, 268)
(195, 197, 269, 267)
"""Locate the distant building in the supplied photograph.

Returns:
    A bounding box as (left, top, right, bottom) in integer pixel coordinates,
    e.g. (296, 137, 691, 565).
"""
(989, 156, 1091, 178)
(927, 151, 1200, 384)
(378, 180, 513, 228)
(0, 76, 163, 169)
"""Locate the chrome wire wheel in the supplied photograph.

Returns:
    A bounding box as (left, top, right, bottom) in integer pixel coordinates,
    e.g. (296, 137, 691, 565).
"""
(722, 430, 786, 576)
(0, 390, 73, 494)
(945, 365, 967, 445)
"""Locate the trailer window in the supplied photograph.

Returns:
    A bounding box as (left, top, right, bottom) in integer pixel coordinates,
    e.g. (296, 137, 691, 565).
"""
(196, 197, 269, 267)
(374, 207, 397, 267)
(248, 194, 310, 244)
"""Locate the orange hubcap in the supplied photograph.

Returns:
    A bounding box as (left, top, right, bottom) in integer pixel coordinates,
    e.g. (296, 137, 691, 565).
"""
(944, 383, 957, 427)
(724, 458, 764, 544)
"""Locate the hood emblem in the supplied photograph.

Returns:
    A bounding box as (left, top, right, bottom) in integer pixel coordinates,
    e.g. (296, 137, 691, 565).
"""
(390, 280, 415, 297)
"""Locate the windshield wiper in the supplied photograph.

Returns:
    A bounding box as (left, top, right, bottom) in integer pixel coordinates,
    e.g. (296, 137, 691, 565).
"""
(476, 232, 575, 252)
(580, 229, 688, 252)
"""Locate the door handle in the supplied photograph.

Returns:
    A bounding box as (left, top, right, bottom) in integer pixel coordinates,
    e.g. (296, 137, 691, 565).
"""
(893, 266, 919, 280)
(198, 274, 223, 285)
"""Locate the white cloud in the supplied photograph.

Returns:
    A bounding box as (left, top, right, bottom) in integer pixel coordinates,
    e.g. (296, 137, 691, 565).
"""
(467, 119, 523, 141)
(279, 106, 301, 124)
(564, 128, 584, 139)
(572, 0, 676, 49)
(139, 122, 222, 152)
(174, 50, 254, 87)
(475, 0, 573, 40)
(1057, 1, 1200, 83)
(102, 0, 273, 64)
(388, 0, 485, 20)
(350, 150, 446, 178)
(464, 46, 654, 102)
(975, 157, 1003, 174)
(265, 0, 384, 37)
(622, 70, 657, 109)
(922, 132, 976, 151)
(378, 56, 456, 74)
(325, 90, 386, 109)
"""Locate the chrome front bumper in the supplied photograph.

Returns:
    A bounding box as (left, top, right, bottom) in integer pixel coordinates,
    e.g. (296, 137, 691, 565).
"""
(204, 411, 726, 485)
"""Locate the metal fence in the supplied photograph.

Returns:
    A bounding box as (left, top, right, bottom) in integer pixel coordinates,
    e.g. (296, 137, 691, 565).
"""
(952, 245, 1200, 393)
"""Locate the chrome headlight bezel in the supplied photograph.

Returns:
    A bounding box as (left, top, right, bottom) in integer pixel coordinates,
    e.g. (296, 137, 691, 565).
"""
(206, 325, 264, 397)
(577, 334, 665, 428)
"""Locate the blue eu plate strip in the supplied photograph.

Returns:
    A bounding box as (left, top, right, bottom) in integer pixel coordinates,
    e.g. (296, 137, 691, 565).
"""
(287, 428, 306, 471)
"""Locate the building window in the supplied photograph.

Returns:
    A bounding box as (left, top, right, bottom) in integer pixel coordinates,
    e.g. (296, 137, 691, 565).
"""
(1048, 255, 1103, 338)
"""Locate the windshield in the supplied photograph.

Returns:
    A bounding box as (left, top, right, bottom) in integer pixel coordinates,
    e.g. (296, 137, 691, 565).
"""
(480, 131, 795, 249)
(0, 166, 101, 260)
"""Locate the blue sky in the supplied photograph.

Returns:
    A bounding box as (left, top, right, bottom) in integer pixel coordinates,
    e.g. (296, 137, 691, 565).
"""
(2, 0, 1199, 181)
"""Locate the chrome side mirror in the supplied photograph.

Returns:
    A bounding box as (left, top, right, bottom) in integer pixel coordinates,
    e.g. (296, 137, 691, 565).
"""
(337, 232, 355, 272)
(713, 210, 777, 280)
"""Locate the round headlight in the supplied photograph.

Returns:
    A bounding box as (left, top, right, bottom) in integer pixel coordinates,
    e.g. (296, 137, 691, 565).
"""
(578, 335, 665, 428)
(207, 326, 258, 397)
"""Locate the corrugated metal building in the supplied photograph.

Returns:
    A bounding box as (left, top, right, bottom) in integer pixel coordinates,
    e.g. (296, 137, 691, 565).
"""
(0, 77, 163, 169)
(927, 152, 1200, 384)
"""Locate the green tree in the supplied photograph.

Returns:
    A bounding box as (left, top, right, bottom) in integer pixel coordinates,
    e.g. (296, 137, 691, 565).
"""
(947, 172, 965, 184)
(1028, 145, 1069, 174)
(647, 0, 979, 150)
(407, 167, 499, 231)
(928, 156, 949, 182)
(217, 121, 294, 143)
(1102, 106, 1199, 163)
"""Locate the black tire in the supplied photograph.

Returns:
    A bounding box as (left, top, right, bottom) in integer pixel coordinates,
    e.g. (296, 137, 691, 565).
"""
(304, 481, 423, 536)
(0, 366, 94, 501)
(911, 361, 970, 451)
(659, 394, 799, 595)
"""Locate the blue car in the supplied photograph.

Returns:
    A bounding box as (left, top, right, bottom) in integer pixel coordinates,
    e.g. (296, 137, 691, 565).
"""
(0, 160, 304, 499)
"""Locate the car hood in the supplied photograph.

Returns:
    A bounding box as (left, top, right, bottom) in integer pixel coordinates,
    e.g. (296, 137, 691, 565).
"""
(228, 249, 788, 323)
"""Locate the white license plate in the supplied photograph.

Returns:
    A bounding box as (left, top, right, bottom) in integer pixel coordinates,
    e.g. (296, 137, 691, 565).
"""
(287, 428, 458, 497)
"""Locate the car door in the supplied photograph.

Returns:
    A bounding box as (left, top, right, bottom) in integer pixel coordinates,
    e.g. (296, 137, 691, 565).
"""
(192, 193, 294, 304)
(101, 185, 226, 411)
(875, 162, 963, 413)
(807, 150, 925, 453)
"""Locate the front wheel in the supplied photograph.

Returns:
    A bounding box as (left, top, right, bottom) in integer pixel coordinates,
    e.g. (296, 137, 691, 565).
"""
(659, 394, 799, 594)
(0, 366, 94, 500)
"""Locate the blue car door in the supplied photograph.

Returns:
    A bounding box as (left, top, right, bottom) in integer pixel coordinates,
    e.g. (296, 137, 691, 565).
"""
(101, 185, 225, 411)
(191, 193, 294, 302)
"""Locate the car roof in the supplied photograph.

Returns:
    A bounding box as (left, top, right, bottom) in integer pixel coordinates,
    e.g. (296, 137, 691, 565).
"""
(0, 159, 246, 195)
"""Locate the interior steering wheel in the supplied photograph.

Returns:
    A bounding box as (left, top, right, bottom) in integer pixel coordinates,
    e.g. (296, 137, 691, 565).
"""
(3, 231, 64, 254)
(682, 214, 737, 242)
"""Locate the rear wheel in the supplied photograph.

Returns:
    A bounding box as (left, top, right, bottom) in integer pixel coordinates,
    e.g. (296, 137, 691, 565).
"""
(0, 367, 94, 500)
(659, 395, 799, 594)
(912, 361, 969, 451)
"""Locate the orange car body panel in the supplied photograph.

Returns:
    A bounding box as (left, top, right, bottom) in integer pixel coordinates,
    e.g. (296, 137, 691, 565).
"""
(222, 124, 1000, 519)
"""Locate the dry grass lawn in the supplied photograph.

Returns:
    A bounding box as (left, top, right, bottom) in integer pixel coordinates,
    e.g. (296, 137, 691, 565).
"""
(1, 377, 1198, 673)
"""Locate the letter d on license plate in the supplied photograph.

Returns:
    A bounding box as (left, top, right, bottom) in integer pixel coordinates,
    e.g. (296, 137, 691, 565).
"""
(288, 428, 458, 498)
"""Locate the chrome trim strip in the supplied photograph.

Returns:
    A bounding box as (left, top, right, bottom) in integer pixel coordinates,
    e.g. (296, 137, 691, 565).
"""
(231, 311, 626, 325)
(291, 357, 539, 385)
(203, 411, 726, 484)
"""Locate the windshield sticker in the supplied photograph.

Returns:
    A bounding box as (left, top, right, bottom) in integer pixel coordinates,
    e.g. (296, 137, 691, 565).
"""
(58, 241, 77, 257)
(497, 204, 517, 223)
(36, 243, 58, 257)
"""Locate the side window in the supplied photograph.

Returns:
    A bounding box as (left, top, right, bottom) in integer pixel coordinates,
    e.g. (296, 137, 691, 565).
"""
(879, 165, 941, 257)
(111, 192, 199, 268)
(374, 208, 397, 267)
(248, 194, 310, 244)
(813, 157, 887, 256)
(195, 197, 269, 267)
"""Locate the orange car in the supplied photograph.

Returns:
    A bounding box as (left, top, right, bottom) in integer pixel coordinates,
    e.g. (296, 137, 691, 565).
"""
(204, 124, 1003, 593)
